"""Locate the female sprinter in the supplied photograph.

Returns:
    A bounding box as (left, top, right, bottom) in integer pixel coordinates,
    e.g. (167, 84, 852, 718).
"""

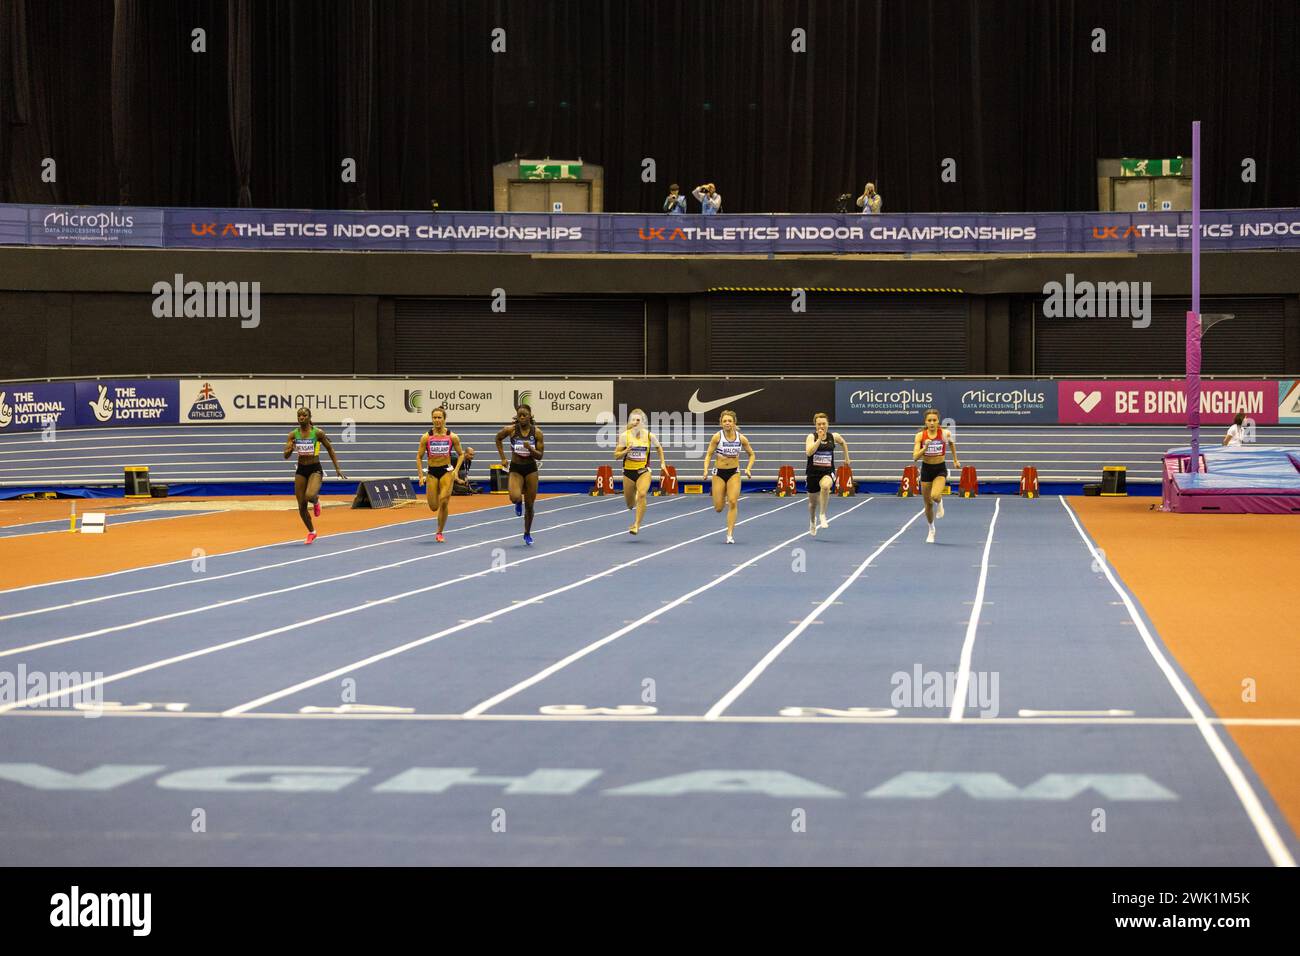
(912, 408, 961, 544)
(612, 408, 668, 535)
(702, 409, 754, 543)
(495, 403, 545, 544)
(282, 407, 346, 544)
(805, 412, 852, 536)
(415, 406, 464, 543)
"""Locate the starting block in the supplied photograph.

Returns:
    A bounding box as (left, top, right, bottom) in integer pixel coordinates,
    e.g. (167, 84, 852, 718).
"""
(80, 512, 107, 534)
(656, 465, 678, 495)
(959, 466, 979, 497)
(591, 465, 615, 496)
(836, 464, 855, 497)
(898, 465, 919, 497)
(775, 465, 797, 497)
(1019, 466, 1039, 498)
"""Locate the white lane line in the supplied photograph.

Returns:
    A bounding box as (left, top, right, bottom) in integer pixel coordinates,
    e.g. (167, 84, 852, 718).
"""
(1058, 496, 1296, 868)
(0, 494, 575, 596)
(0, 496, 683, 658)
(949, 497, 1001, 721)
(0, 496, 605, 621)
(1019, 709, 1135, 717)
(9, 709, 1300, 727)
(0, 510, 224, 540)
(462, 498, 858, 718)
(0, 500, 716, 716)
(225, 498, 797, 717)
(704, 506, 921, 720)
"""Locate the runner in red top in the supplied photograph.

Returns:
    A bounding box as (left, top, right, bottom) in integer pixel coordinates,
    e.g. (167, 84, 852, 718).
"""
(911, 407, 961, 544)
(416, 406, 465, 543)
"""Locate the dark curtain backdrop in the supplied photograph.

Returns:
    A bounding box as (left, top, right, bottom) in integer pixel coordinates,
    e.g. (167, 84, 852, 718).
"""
(1, 0, 1296, 213)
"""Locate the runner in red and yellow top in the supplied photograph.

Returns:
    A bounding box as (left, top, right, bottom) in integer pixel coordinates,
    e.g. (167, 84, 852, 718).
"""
(612, 407, 668, 535)
(282, 406, 346, 544)
(416, 406, 465, 543)
(911, 407, 961, 544)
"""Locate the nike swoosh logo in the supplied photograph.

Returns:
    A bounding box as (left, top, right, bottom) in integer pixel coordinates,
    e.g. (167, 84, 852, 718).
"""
(687, 388, 764, 414)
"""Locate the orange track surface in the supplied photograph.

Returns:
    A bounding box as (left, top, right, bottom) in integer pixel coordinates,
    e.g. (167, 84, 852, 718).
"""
(1072, 496, 1300, 842)
(0, 494, 543, 588)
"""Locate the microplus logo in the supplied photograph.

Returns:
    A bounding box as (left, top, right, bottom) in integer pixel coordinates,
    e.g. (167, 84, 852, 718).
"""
(1041, 273, 1151, 329)
(49, 886, 151, 936)
(151, 273, 260, 328)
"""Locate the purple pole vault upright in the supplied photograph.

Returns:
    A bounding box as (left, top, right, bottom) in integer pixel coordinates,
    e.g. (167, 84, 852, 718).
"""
(1187, 121, 1202, 470)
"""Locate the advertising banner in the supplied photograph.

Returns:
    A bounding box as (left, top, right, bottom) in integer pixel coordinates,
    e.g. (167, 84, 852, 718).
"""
(4, 203, 1300, 254)
(0, 382, 78, 433)
(177, 379, 611, 424)
(613, 378, 836, 426)
(1279, 380, 1300, 424)
(73, 379, 181, 427)
(835, 380, 1057, 424)
(1057, 380, 1278, 425)
(23, 205, 165, 246)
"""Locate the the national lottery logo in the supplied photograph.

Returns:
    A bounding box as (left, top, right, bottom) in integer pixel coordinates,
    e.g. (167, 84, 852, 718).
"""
(0, 392, 12, 429)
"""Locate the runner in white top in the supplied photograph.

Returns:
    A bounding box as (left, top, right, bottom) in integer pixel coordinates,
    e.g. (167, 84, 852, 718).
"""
(702, 409, 755, 543)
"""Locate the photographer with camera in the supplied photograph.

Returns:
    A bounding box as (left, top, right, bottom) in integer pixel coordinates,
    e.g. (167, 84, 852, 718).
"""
(663, 183, 687, 214)
(856, 182, 883, 214)
(692, 182, 722, 215)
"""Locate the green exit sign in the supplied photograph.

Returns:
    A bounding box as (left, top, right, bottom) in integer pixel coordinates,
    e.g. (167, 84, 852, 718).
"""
(520, 162, 582, 180)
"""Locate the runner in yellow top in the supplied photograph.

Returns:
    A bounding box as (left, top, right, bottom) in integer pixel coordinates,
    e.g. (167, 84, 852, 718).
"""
(912, 407, 961, 544)
(702, 409, 755, 544)
(612, 407, 668, 535)
(415, 406, 465, 543)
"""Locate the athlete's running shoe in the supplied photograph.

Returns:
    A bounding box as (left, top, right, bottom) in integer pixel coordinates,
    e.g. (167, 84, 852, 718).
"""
(515, 500, 524, 517)
(306, 531, 318, 545)
(313, 500, 321, 518)
(809, 518, 818, 536)
(435, 532, 444, 543)
(926, 525, 936, 544)
(523, 533, 533, 545)
(726, 535, 735, 544)
(629, 525, 639, 535)
(936, 500, 945, 520)
(819, 514, 829, 529)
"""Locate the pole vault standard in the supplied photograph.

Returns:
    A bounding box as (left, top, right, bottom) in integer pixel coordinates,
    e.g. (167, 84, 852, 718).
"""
(1187, 121, 1201, 469)
(1186, 120, 1236, 471)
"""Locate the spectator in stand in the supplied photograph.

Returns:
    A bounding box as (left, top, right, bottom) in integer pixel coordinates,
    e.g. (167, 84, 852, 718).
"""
(663, 184, 687, 214)
(1222, 411, 1251, 448)
(692, 182, 722, 214)
(856, 182, 882, 214)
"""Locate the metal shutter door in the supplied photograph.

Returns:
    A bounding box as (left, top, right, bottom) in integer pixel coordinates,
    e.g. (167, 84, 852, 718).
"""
(395, 298, 644, 374)
(706, 294, 969, 374)
(1034, 297, 1285, 375)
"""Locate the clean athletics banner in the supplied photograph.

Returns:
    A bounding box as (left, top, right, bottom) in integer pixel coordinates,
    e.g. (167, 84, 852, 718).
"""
(176, 379, 613, 424)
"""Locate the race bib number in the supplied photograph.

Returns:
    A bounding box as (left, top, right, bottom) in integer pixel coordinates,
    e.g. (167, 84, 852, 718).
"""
(813, 450, 832, 467)
(294, 439, 316, 456)
(626, 446, 648, 462)
(512, 439, 533, 457)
